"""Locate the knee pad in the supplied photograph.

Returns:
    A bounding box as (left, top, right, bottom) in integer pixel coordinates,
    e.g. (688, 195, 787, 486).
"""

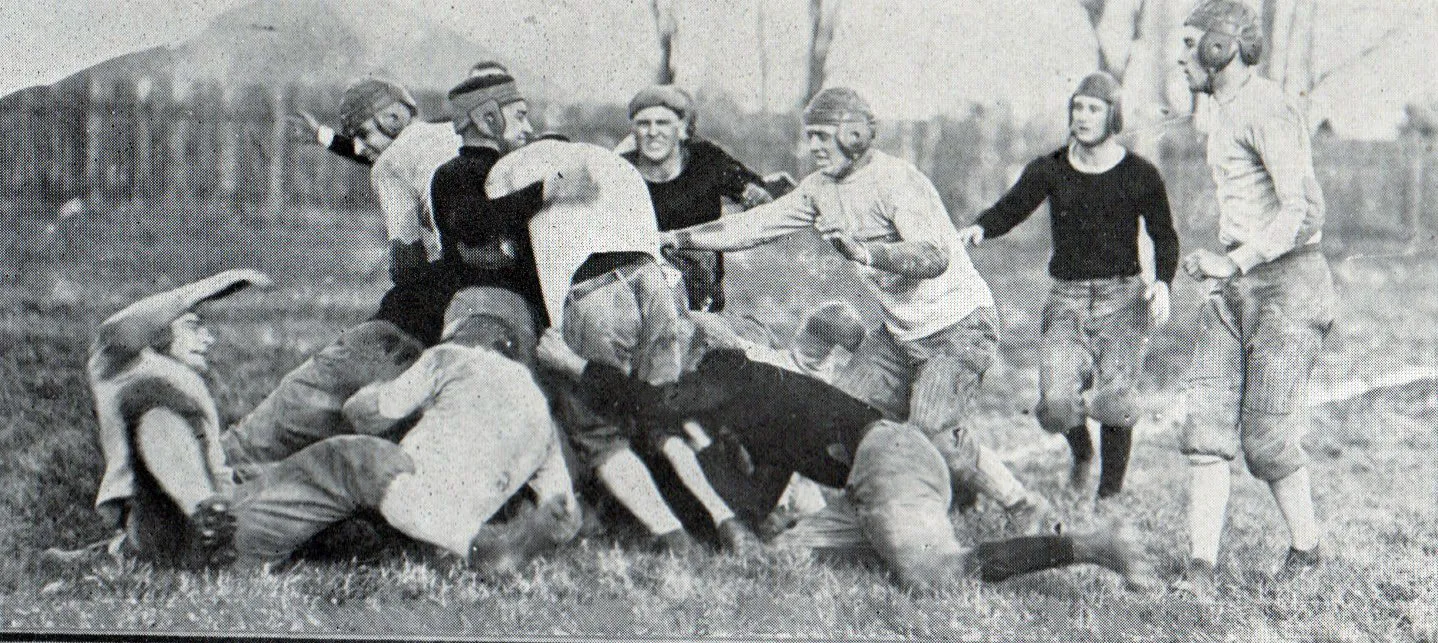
(1240, 413, 1306, 481)
(341, 321, 424, 370)
(319, 435, 416, 505)
(1089, 386, 1140, 429)
(1036, 394, 1084, 434)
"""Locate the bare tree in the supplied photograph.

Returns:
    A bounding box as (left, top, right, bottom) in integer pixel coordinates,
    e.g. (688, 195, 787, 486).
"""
(1079, 0, 1147, 79)
(1261, 0, 1405, 116)
(650, 0, 679, 84)
(756, 0, 769, 111)
(804, 0, 842, 105)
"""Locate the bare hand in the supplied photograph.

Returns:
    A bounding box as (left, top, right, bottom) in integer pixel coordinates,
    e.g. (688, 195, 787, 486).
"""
(957, 225, 985, 247)
(821, 229, 872, 265)
(740, 183, 774, 209)
(536, 329, 587, 377)
(1145, 281, 1171, 326)
(217, 268, 274, 290)
(1182, 250, 1237, 280)
(287, 111, 323, 142)
(457, 238, 517, 270)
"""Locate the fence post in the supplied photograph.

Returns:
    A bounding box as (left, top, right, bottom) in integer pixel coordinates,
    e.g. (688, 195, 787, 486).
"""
(263, 84, 292, 221)
(215, 85, 238, 209)
(165, 79, 192, 207)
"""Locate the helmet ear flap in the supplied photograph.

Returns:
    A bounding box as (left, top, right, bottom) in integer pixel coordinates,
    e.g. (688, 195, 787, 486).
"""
(468, 99, 506, 139)
(836, 120, 874, 158)
(1197, 30, 1238, 71)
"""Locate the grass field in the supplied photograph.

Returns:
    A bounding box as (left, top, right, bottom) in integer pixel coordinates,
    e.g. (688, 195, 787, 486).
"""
(0, 204, 1434, 640)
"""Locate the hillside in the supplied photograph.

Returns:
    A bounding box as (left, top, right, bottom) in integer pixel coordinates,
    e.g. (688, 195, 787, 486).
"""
(38, 0, 538, 98)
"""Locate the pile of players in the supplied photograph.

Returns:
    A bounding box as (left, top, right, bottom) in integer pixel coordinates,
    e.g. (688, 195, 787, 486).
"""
(66, 0, 1331, 599)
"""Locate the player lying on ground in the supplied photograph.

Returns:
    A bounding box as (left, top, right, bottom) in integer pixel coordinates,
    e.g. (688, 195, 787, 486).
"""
(536, 327, 1157, 592)
(662, 87, 1057, 534)
(75, 271, 576, 572)
(555, 249, 1065, 541)
(497, 137, 767, 553)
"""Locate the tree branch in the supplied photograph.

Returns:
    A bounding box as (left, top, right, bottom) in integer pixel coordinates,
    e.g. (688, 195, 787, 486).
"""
(1311, 25, 1401, 91)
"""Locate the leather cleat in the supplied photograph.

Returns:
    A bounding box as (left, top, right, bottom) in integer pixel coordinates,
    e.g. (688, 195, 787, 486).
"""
(715, 518, 762, 555)
(1276, 545, 1321, 582)
(468, 498, 579, 577)
(1173, 557, 1217, 601)
(651, 529, 701, 557)
(184, 495, 237, 569)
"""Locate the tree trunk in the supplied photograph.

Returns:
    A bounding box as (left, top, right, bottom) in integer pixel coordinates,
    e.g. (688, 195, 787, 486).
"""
(756, 0, 769, 111)
(651, 0, 679, 84)
(804, 0, 841, 105)
(1404, 132, 1429, 254)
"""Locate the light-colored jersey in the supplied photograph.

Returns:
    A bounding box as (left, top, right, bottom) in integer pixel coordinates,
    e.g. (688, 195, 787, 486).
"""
(682, 150, 994, 342)
(371, 121, 462, 265)
(1204, 75, 1325, 272)
(487, 139, 668, 328)
(344, 344, 573, 545)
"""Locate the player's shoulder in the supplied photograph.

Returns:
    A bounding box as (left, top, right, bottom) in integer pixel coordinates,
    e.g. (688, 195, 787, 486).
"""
(1026, 148, 1068, 174)
(1120, 150, 1162, 176)
(685, 138, 738, 164)
(1236, 76, 1303, 122)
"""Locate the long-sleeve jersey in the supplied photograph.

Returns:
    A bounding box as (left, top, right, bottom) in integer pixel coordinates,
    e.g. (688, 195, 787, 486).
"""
(574, 348, 883, 489)
(1204, 74, 1325, 272)
(343, 344, 575, 536)
(622, 139, 765, 231)
(370, 122, 464, 284)
(976, 147, 1179, 284)
(677, 150, 994, 342)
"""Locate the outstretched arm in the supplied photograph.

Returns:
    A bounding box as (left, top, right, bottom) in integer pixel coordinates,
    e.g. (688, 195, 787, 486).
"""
(665, 187, 817, 252)
(98, 269, 271, 355)
(973, 157, 1052, 239)
(292, 111, 372, 166)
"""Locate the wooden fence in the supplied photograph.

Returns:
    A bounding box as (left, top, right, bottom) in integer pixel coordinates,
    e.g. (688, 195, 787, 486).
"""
(0, 72, 1431, 245)
(0, 74, 456, 219)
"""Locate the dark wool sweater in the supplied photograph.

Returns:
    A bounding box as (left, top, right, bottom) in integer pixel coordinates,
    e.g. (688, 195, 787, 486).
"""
(374, 146, 546, 345)
(622, 139, 764, 231)
(430, 146, 548, 321)
(622, 140, 764, 312)
(578, 348, 882, 489)
(976, 148, 1179, 283)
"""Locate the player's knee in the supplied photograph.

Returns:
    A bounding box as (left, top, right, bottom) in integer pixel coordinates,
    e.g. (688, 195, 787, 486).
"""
(890, 555, 946, 592)
(1036, 393, 1084, 434)
(319, 435, 416, 501)
(1241, 414, 1306, 482)
(802, 301, 866, 352)
(1089, 386, 1140, 429)
(1181, 413, 1240, 465)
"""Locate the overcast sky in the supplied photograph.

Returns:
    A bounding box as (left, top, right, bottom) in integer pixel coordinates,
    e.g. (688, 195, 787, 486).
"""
(0, 0, 1433, 138)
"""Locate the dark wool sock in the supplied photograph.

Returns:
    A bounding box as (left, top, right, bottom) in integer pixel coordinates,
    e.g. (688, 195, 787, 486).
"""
(974, 536, 1077, 582)
(1097, 424, 1133, 498)
(1064, 425, 1093, 464)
